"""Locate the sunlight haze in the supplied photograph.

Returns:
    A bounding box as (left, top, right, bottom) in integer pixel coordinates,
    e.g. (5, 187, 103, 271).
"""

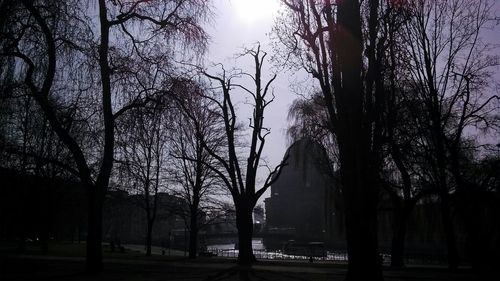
(230, 0, 281, 25)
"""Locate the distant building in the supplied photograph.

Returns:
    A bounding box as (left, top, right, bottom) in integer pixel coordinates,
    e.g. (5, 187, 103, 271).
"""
(104, 191, 231, 249)
(262, 139, 499, 263)
(103, 191, 186, 247)
(0, 167, 201, 251)
(253, 205, 264, 233)
(0, 168, 87, 245)
(264, 139, 344, 250)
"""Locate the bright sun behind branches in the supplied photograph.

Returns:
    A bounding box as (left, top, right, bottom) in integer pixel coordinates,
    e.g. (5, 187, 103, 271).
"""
(231, 0, 281, 25)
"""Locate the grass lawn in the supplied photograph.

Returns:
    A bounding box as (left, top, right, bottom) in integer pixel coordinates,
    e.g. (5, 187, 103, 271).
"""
(1, 242, 498, 281)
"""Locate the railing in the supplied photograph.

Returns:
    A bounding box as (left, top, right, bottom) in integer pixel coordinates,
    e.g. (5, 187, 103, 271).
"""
(205, 247, 448, 265)
(206, 248, 349, 262)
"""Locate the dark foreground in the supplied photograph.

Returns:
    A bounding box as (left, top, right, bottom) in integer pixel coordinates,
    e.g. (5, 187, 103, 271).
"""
(1, 254, 498, 281)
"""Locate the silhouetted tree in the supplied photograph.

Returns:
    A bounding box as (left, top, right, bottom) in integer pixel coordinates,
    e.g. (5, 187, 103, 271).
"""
(116, 102, 170, 256)
(183, 45, 287, 265)
(0, 0, 210, 272)
(398, 0, 499, 269)
(169, 82, 226, 259)
(287, 92, 338, 168)
(275, 1, 389, 279)
(375, 5, 438, 267)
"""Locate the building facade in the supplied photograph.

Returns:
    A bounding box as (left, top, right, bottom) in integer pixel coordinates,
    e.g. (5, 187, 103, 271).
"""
(264, 139, 344, 250)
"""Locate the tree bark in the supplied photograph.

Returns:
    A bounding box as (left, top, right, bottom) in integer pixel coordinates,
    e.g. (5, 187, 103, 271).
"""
(434, 129, 459, 270)
(235, 201, 255, 265)
(440, 193, 459, 269)
(188, 208, 198, 259)
(146, 220, 153, 256)
(341, 151, 383, 281)
(86, 184, 104, 273)
(390, 202, 412, 268)
(391, 220, 407, 268)
(388, 146, 415, 268)
(336, 0, 383, 279)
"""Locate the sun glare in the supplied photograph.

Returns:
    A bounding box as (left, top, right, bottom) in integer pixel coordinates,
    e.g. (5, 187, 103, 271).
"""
(231, 0, 281, 25)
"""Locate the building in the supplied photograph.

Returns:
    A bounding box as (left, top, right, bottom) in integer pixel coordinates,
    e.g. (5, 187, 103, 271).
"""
(253, 205, 264, 233)
(103, 191, 186, 248)
(263, 139, 344, 250)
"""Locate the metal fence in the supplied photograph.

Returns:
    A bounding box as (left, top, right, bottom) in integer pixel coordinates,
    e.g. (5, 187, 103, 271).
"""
(206, 248, 448, 266)
(206, 248, 350, 262)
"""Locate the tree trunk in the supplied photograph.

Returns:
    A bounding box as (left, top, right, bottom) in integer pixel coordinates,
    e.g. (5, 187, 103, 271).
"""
(391, 221, 406, 268)
(146, 220, 153, 256)
(40, 225, 49, 255)
(391, 203, 411, 268)
(440, 193, 459, 269)
(338, 126, 382, 280)
(449, 147, 482, 270)
(236, 204, 255, 265)
(435, 136, 459, 270)
(188, 209, 198, 259)
(86, 185, 104, 273)
(342, 159, 383, 281)
(335, 0, 383, 279)
(18, 233, 26, 253)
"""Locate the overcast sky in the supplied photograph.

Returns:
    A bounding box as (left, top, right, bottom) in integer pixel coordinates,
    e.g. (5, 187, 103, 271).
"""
(205, 0, 300, 204)
(204, 0, 500, 204)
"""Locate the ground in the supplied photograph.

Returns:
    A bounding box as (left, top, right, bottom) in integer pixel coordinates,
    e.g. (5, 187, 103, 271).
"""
(0, 242, 498, 281)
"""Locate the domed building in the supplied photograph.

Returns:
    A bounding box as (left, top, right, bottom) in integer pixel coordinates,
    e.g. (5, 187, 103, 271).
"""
(263, 139, 345, 251)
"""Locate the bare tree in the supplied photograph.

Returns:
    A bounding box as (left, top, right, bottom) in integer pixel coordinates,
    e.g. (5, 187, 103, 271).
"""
(398, 0, 499, 269)
(169, 85, 225, 258)
(115, 102, 169, 256)
(274, 1, 390, 279)
(0, 0, 210, 272)
(179, 46, 287, 265)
